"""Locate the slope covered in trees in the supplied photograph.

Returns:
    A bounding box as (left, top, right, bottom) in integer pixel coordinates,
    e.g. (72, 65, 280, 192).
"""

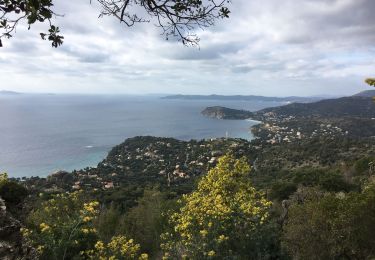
(256, 96, 375, 118)
(2, 92, 375, 259)
(202, 95, 375, 120)
(2, 125, 375, 258)
(201, 106, 254, 119)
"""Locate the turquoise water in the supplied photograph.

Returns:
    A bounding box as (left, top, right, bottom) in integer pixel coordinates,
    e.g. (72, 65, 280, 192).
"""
(0, 94, 283, 177)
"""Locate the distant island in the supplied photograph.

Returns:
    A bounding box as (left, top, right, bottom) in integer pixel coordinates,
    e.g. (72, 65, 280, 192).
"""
(0, 90, 22, 95)
(162, 94, 323, 103)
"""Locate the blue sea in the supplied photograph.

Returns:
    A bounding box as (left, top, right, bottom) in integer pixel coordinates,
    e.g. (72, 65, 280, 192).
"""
(0, 94, 283, 177)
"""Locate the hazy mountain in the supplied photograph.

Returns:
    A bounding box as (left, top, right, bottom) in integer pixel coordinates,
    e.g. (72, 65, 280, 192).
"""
(0, 90, 22, 95)
(202, 91, 375, 120)
(162, 94, 322, 103)
(257, 96, 375, 118)
(352, 90, 375, 98)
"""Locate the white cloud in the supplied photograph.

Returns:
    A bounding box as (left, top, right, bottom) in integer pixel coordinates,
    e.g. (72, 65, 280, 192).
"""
(0, 0, 374, 96)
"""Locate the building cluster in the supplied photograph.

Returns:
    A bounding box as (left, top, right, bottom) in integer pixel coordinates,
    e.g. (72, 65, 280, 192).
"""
(19, 137, 252, 193)
(256, 113, 348, 145)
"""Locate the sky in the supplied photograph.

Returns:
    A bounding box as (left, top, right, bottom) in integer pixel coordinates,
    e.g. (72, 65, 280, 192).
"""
(0, 0, 374, 96)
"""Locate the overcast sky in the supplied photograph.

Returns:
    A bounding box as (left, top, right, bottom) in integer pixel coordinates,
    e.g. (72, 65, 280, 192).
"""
(0, 0, 374, 96)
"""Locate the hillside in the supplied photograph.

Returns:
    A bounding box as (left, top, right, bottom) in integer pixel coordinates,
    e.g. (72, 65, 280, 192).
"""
(19, 137, 256, 200)
(201, 106, 254, 119)
(201, 96, 375, 143)
(201, 96, 375, 120)
(352, 90, 375, 97)
(18, 134, 375, 199)
(256, 96, 375, 118)
(11, 128, 375, 260)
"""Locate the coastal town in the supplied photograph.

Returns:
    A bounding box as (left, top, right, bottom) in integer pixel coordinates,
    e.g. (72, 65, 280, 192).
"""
(18, 137, 256, 194)
(15, 95, 375, 196)
(251, 112, 348, 144)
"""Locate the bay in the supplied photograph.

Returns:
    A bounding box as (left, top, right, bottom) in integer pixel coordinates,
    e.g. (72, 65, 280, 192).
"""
(0, 94, 283, 177)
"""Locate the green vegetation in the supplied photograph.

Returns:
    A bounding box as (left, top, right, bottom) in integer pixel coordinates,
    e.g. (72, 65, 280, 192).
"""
(10, 138, 375, 259)
(366, 78, 375, 87)
(85, 236, 148, 260)
(201, 106, 254, 120)
(122, 188, 176, 256)
(5, 94, 375, 259)
(0, 0, 63, 47)
(283, 183, 375, 259)
(23, 191, 149, 259)
(24, 192, 100, 259)
(17, 155, 293, 259)
(161, 155, 272, 259)
(0, 172, 28, 215)
(4, 127, 375, 258)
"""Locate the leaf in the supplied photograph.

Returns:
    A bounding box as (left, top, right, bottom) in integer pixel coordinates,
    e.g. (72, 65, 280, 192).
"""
(40, 7, 52, 19)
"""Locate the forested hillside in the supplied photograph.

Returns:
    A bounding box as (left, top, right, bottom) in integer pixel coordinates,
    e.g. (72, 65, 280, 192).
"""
(2, 94, 375, 259)
(256, 96, 375, 118)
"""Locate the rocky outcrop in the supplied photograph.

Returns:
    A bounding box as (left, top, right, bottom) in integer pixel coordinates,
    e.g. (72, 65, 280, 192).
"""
(0, 197, 37, 260)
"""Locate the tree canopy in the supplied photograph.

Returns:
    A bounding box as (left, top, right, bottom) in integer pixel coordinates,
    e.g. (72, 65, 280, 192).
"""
(283, 184, 375, 259)
(366, 78, 375, 87)
(0, 0, 230, 47)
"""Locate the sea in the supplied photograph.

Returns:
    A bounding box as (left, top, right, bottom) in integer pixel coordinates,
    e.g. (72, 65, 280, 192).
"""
(0, 94, 284, 178)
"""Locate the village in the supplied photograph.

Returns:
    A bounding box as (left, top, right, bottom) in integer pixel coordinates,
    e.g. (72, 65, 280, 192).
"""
(252, 112, 348, 144)
(18, 136, 256, 193)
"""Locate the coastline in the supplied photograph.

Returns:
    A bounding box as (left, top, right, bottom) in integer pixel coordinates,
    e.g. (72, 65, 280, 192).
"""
(3, 95, 280, 178)
(245, 118, 262, 124)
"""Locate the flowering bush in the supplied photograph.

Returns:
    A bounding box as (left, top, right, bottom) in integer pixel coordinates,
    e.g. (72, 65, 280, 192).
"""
(85, 236, 148, 260)
(23, 191, 148, 259)
(161, 155, 272, 259)
(23, 191, 100, 259)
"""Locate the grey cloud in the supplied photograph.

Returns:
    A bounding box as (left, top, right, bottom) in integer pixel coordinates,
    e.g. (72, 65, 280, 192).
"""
(166, 41, 246, 60)
(8, 40, 39, 53)
(79, 53, 109, 63)
(231, 65, 252, 73)
(0, 0, 374, 96)
(171, 48, 220, 60)
(59, 45, 109, 64)
(276, 0, 375, 47)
